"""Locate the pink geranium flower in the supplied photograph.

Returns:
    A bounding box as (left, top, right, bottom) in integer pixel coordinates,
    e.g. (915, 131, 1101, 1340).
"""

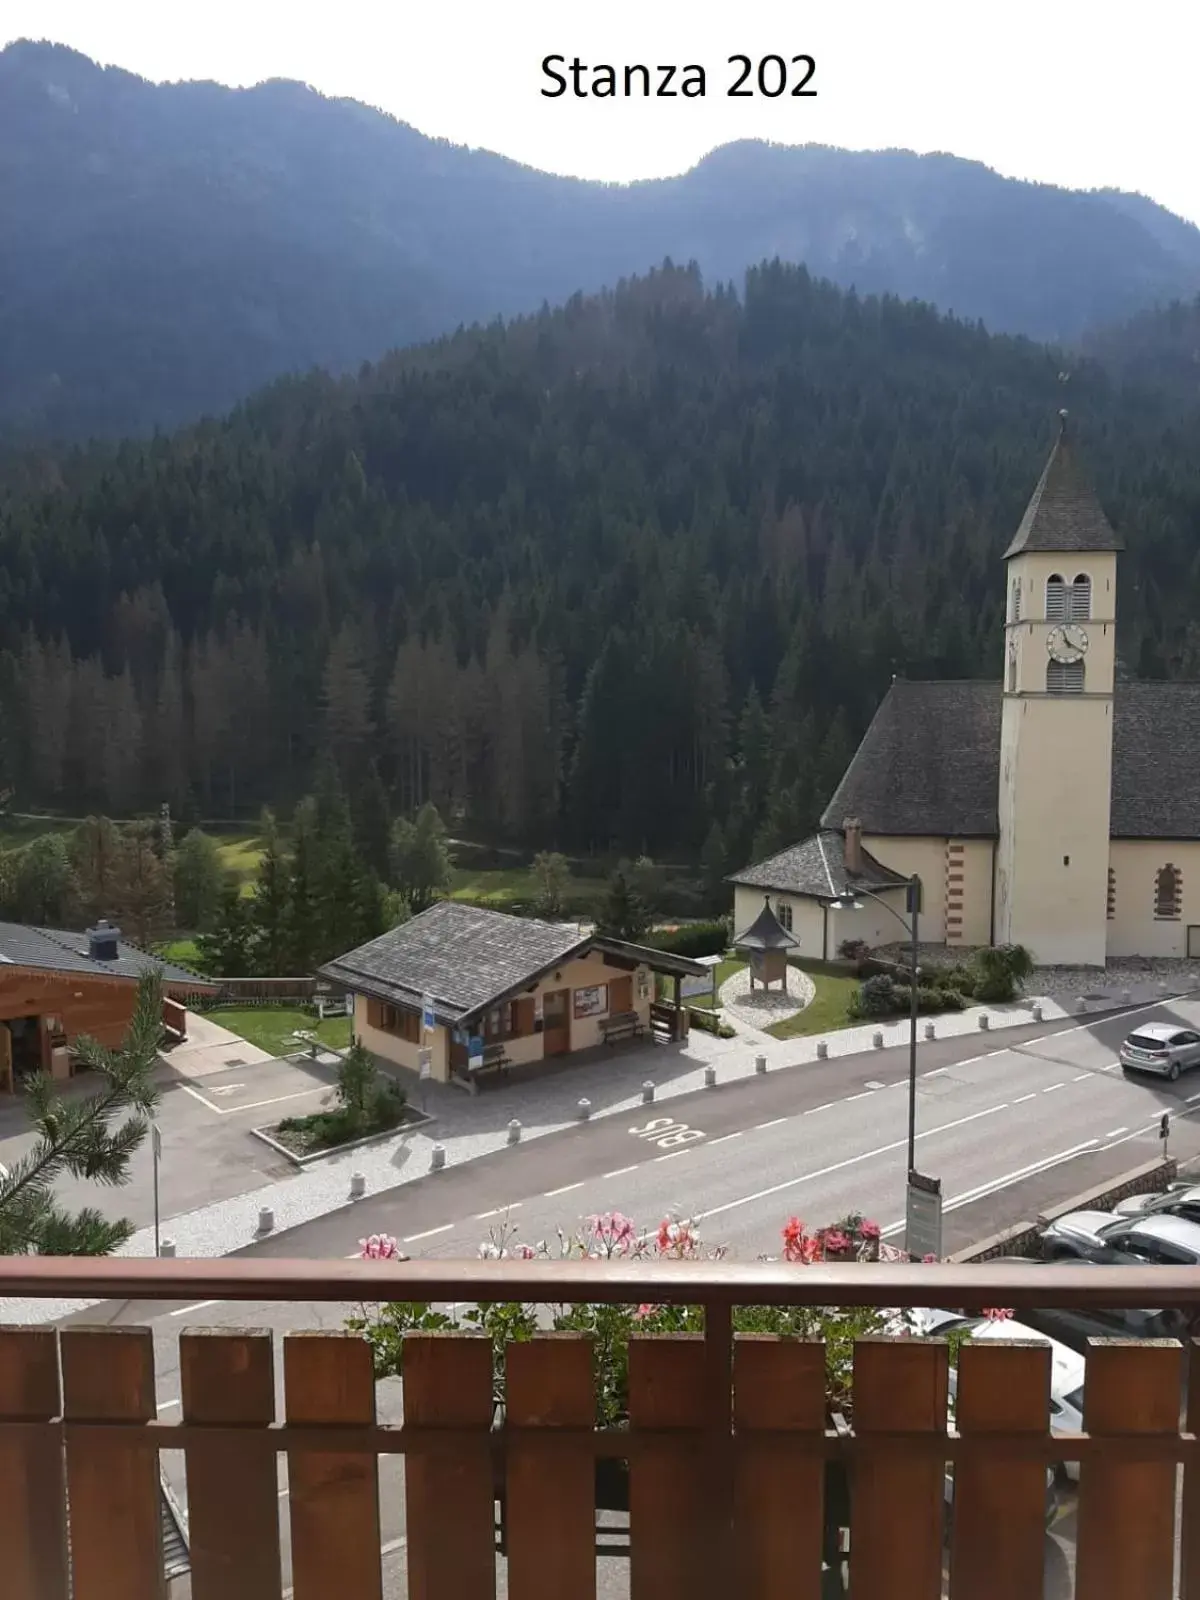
(359, 1233, 403, 1260)
(858, 1220, 881, 1241)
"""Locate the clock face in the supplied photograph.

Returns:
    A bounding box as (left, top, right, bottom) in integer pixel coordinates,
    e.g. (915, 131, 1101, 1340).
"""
(1047, 624, 1088, 664)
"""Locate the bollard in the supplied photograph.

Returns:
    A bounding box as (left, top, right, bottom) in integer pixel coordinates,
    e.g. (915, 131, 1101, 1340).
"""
(978, 1014, 990, 1031)
(1075, 996, 1088, 1013)
(258, 1207, 275, 1234)
(642, 1080, 655, 1103)
(159, 1238, 176, 1258)
(578, 1098, 592, 1121)
(704, 1065, 717, 1089)
(1032, 1003, 1043, 1023)
(1122, 990, 1132, 1005)
(507, 1118, 522, 1145)
(816, 1041, 828, 1060)
(924, 1021, 936, 1041)
(755, 1053, 767, 1075)
(430, 1144, 446, 1171)
(349, 1172, 366, 1200)
(872, 1031, 884, 1049)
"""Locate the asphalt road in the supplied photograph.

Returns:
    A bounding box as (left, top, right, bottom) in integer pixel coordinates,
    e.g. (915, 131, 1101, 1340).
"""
(83, 999, 1200, 1598)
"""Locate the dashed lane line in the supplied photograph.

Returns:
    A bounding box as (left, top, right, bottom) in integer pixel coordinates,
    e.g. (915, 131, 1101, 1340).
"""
(603, 1164, 640, 1178)
(1105, 1127, 1128, 1139)
(804, 1102, 836, 1115)
(543, 1182, 585, 1198)
(843, 1091, 875, 1103)
(755, 1118, 787, 1130)
(654, 1148, 693, 1162)
(1013, 1093, 1037, 1104)
(1042, 1083, 1066, 1094)
(705, 1132, 745, 1147)
(402, 1223, 455, 1243)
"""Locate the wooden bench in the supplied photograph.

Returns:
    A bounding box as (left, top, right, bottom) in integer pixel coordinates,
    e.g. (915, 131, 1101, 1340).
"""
(470, 1043, 512, 1084)
(600, 1011, 644, 1046)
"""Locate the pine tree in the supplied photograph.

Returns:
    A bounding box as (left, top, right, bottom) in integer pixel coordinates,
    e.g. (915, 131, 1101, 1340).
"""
(172, 829, 224, 932)
(285, 798, 323, 973)
(352, 758, 392, 881)
(700, 821, 728, 913)
(595, 868, 650, 942)
(109, 823, 173, 947)
(389, 802, 452, 914)
(196, 877, 256, 976)
(14, 834, 77, 926)
(249, 809, 292, 974)
(70, 815, 123, 924)
(0, 971, 163, 1255)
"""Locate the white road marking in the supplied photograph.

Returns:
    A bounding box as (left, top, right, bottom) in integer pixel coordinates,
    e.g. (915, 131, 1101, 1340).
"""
(804, 1102, 836, 1115)
(169, 1300, 219, 1318)
(473, 1203, 522, 1220)
(880, 1220, 905, 1238)
(654, 1148, 693, 1162)
(1073, 1073, 1091, 1082)
(544, 1182, 584, 1198)
(942, 1141, 1101, 1213)
(755, 1118, 787, 1130)
(955, 1056, 984, 1067)
(1013, 1093, 1037, 1104)
(1187, 1092, 1200, 1105)
(156, 1399, 180, 1412)
(603, 1164, 641, 1177)
(1042, 1083, 1066, 1094)
(177, 1080, 326, 1116)
(864, 1080, 886, 1090)
(703, 1133, 744, 1148)
(1105, 1127, 1128, 1139)
(402, 1224, 454, 1243)
(697, 1102, 1009, 1224)
(178, 1083, 223, 1115)
(886, 1081, 908, 1090)
(923, 1067, 950, 1078)
(844, 1091, 874, 1103)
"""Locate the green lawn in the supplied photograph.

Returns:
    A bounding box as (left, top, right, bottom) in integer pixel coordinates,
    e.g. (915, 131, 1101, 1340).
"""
(158, 937, 206, 971)
(0, 814, 78, 851)
(210, 1006, 352, 1056)
(449, 865, 609, 917)
(767, 960, 860, 1040)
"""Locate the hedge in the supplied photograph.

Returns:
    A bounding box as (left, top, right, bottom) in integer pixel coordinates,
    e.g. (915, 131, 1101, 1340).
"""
(642, 919, 729, 959)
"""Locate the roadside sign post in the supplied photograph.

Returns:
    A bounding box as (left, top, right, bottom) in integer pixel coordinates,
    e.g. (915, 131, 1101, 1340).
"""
(1161, 1112, 1171, 1159)
(905, 1170, 943, 1261)
(151, 1119, 162, 1259)
(418, 1047, 432, 1113)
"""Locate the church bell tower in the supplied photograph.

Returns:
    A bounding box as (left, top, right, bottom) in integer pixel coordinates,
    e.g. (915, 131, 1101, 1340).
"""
(994, 413, 1121, 966)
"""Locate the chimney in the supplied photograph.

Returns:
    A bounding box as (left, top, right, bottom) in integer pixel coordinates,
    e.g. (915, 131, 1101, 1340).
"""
(843, 817, 863, 877)
(87, 919, 120, 961)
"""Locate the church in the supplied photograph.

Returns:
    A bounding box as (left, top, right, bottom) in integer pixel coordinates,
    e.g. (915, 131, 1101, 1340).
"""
(730, 415, 1200, 970)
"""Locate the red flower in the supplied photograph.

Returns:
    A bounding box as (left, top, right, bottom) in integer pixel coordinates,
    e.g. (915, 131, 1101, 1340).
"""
(858, 1220, 881, 1240)
(983, 1307, 1014, 1321)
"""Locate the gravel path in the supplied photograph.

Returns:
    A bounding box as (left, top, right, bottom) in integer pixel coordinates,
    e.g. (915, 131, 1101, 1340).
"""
(718, 963, 815, 1027)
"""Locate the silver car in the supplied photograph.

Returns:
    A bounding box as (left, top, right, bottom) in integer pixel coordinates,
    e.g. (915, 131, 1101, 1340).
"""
(1119, 1023, 1200, 1081)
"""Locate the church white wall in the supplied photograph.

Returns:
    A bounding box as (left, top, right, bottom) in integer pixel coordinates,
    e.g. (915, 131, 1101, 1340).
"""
(862, 837, 995, 948)
(732, 887, 825, 960)
(1107, 841, 1200, 960)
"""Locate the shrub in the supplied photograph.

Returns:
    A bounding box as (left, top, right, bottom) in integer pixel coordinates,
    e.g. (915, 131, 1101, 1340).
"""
(687, 1006, 735, 1039)
(839, 938, 869, 962)
(969, 943, 1034, 1003)
(856, 972, 898, 1018)
(643, 918, 729, 958)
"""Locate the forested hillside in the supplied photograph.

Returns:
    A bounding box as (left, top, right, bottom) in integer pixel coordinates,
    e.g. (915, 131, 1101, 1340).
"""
(1, 262, 1199, 873)
(4, 38, 1200, 441)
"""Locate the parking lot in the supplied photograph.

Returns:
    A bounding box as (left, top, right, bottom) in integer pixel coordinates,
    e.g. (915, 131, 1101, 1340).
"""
(0, 1050, 340, 1233)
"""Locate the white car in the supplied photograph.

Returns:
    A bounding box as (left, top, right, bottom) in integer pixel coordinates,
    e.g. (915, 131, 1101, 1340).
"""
(1119, 1023, 1200, 1080)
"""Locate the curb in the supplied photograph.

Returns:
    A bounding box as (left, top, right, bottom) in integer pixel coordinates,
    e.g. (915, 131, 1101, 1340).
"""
(250, 1106, 435, 1169)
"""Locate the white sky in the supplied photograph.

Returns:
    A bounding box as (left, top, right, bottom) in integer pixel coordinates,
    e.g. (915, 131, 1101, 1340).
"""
(4, 1, 1199, 224)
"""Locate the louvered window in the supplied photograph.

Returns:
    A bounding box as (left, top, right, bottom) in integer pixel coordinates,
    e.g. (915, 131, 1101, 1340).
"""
(1155, 864, 1182, 921)
(1046, 660, 1084, 694)
(1069, 573, 1091, 621)
(1045, 574, 1067, 620)
(1010, 580, 1021, 622)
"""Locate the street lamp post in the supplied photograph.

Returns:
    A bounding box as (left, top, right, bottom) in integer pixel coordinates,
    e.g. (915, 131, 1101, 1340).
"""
(829, 874, 922, 1178)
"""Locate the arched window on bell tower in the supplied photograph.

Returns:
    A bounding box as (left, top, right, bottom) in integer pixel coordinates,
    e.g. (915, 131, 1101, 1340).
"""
(1070, 573, 1091, 620)
(1046, 574, 1067, 620)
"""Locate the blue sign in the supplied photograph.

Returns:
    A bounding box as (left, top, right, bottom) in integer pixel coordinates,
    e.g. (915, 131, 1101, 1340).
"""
(468, 1035, 484, 1072)
(422, 992, 435, 1031)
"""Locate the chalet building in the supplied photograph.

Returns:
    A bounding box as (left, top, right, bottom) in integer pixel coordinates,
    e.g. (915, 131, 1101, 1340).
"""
(731, 415, 1200, 969)
(320, 901, 706, 1086)
(0, 919, 217, 1092)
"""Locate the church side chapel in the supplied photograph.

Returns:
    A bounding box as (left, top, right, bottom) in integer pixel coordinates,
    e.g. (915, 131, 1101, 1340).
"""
(731, 411, 1200, 971)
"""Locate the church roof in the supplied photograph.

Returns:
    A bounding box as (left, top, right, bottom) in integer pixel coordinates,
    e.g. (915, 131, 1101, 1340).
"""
(729, 829, 909, 900)
(733, 896, 800, 951)
(821, 679, 1200, 840)
(1003, 420, 1124, 558)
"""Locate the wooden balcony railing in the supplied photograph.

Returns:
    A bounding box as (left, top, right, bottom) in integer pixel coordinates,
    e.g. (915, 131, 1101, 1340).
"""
(3, 1257, 1200, 1599)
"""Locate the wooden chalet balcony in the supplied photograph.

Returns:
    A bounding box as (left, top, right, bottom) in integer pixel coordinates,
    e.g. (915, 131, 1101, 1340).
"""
(2, 1256, 1200, 1598)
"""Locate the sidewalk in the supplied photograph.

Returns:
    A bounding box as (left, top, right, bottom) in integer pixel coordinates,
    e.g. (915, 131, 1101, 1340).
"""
(2, 980, 1189, 1325)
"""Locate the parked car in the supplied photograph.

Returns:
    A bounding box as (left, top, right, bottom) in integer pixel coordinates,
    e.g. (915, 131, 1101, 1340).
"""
(1119, 1023, 1200, 1080)
(1113, 1182, 1200, 1221)
(916, 1309, 1085, 1483)
(1041, 1211, 1200, 1265)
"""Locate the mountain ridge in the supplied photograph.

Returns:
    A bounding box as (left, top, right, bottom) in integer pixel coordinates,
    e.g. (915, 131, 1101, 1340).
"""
(3, 37, 1200, 442)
